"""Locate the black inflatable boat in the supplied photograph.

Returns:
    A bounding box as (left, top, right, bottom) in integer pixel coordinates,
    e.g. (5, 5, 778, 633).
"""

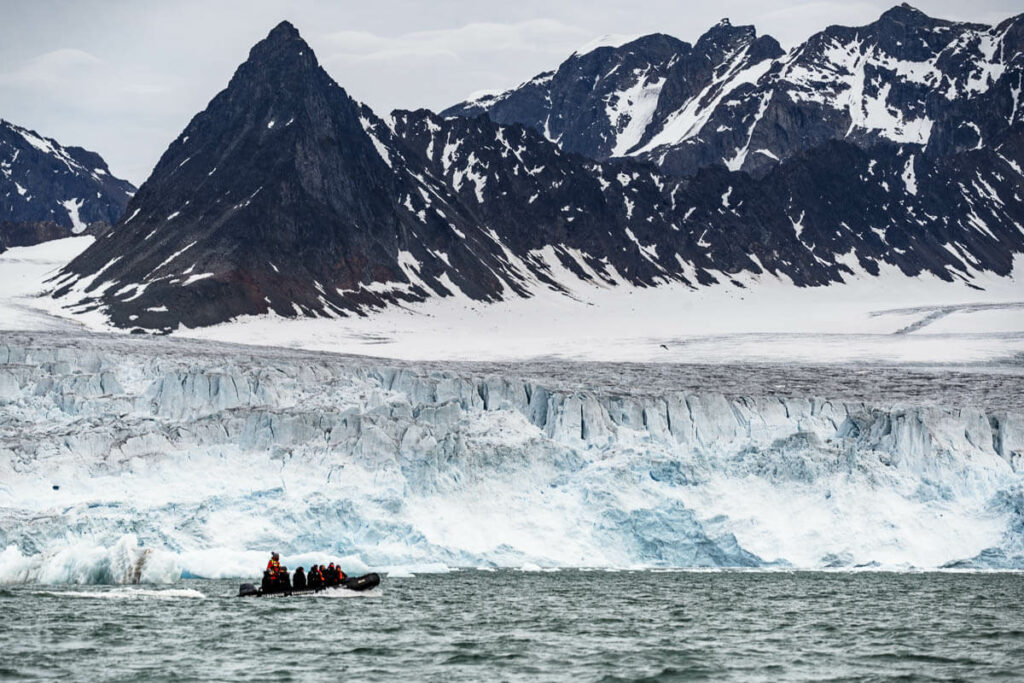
(239, 572, 380, 597)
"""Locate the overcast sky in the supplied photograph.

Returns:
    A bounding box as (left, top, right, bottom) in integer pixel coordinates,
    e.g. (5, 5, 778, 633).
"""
(1, 0, 1019, 184)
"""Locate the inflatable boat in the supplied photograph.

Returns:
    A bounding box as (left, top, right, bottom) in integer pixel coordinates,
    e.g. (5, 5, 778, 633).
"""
(238, 572, 380, 597)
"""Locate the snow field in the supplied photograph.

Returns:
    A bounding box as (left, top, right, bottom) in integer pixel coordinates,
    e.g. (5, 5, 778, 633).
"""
(3, 233, 1021, 365)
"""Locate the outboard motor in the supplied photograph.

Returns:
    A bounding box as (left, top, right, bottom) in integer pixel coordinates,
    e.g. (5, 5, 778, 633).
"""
(238, 583, 259, 597)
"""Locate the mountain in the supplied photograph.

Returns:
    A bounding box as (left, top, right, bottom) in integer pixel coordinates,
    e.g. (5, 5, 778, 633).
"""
(52, 21, 523, 330)
(444, 4, 1024, 179)
(392, 106, 1021, 286)
(50, 14, 1024, 332)
(0, 119, 135, 252)
(443, 24, 783, 166)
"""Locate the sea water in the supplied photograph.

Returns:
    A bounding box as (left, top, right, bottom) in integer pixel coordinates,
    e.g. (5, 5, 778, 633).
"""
(2, 570, 1022, 681)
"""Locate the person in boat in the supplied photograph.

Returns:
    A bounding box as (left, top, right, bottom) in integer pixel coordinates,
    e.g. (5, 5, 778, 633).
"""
(326, 563, 338, 587)
(266, 552, 281, 580)
(308, 564, 324, 590)
(277, 565, 291, 592)
(293, 566, 306, 591)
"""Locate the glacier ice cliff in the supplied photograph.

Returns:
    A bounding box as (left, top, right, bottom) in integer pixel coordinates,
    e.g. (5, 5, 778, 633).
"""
(0, 332, 1022, 583)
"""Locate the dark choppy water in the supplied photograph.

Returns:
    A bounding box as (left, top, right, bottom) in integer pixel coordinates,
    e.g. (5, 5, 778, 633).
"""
(2, 571, 1022, 681)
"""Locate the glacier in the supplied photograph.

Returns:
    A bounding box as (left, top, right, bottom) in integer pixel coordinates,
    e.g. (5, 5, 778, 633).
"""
(0, 331, 1022, 584)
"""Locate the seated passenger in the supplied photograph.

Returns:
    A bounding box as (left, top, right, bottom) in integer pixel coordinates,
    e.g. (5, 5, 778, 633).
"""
(293, 566, 307, 591)
(277, 566, 291, 591)
(326, 563, 337, 586)
(266, 552, 281, 580)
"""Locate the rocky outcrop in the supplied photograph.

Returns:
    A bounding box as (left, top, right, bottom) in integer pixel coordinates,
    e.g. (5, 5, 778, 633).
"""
(0, 120, 134, 251)
(443, 24, 783, 164)
(47, 16, 1024, 332)
(445, 6, 1024, 180)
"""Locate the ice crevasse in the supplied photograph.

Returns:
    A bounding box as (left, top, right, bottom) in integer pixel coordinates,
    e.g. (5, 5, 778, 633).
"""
(0, 335, 1022, 584)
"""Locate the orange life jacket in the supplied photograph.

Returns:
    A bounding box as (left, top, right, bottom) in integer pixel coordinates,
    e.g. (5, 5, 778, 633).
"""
(267, 558, 281, 575)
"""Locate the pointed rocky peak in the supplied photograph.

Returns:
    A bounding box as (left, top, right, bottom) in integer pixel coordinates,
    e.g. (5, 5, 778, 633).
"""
(813, 2, 965, 61)
(821, 4, 951, 40)
(141, 19, 359, 184)
(266, 19, 301, 40)
(227, 19, 323, 92)
(51, 16, 457, 329)
(869, 2, 985, 34)
(697, 17, 755, 44)
(253, 20, 311, 58)
(694, 17, 782, 64)
(878, 3, 933, 26)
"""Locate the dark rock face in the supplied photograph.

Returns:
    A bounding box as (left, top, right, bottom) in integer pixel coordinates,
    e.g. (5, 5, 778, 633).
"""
(445, 5, 1024, 180)
(442, 23, 783, 168)
(0, 221, 78, 251)
(0, 120, 135, 251)
(53, 22, 527, 330)
(51, 13, 1024, 331)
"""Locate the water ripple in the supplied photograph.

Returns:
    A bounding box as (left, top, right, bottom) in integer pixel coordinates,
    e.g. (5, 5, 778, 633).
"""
(1, 571, 1021, 681)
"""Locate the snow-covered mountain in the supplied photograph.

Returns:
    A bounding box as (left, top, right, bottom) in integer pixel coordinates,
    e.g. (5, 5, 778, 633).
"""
(0, 120, 135, 252)
(50, 22, 544, 331)
(48, 12, 1024, 332)
(444, 24, 783, 166)
(444, 4, 1024, 179)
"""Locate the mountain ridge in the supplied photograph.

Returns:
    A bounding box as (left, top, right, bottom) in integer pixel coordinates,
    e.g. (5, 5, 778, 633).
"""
(47, 10, 1024, 332)
(443, 4, 1024, 179)
(0, 119, 135, 252)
